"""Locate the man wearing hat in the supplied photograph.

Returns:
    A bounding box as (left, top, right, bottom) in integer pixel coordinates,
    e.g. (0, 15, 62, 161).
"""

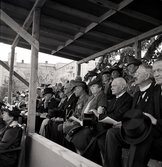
(38, 87, 59, 133)
(61, 80, 90, 147)
(126, 56, 142, 97)
(44, 82, 78, 149)
(110, 64, 123, 80)
(101, 69, 113, 100)
(103, 63, 156, 167)
(0, 101, 6, 131)
(66, 76, 108, 158)
(84, 70, 98, 83)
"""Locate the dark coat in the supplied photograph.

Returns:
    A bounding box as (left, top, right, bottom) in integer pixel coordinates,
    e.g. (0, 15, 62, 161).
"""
(45, 93, 78, 145)
(131, 82, 155, 112)
(0, 124, 22, 167)
(127, 85, 162, 167)
(99, 92, 133, 121)
(82, 92, 133, 165)
(59, 93, 78, 120)
(148, 85, 162, 138)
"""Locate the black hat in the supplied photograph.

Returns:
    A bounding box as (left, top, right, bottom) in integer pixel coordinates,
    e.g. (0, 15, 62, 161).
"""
(71, 80, 86, 91)
(3, 105, 21, 118)
(88, 76, 102, 86)
(120, 109, 152, 144)
(0, 101, 5, 107)
(101, 69, 111, 75)
(109, 65, 123, 73)
(87, 70, 98, 78)
(43, 87, 54, 95)
(127, 57, 142, 67)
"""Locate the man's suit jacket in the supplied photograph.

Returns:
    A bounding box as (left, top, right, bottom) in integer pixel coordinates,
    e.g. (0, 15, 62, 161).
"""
(60, 93, 78, 120)
(148, 85, 162, 138)
(99, 92, 133, 121)
(131, 82, 155, 112)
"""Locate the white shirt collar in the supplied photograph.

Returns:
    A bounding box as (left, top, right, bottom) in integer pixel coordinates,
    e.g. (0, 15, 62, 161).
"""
(140, 83, 151, 92)
(116, 91, 126, 99)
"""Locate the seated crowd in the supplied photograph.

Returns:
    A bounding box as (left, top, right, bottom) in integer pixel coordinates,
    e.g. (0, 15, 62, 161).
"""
(0, 56, 162, 167)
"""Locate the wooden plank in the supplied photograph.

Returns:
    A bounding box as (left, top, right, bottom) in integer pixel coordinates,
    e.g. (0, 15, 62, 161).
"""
(134, 41, 141, 59)
(88, 30, 124, 43)
(27, 8, 40, 133)
(46, 1, 100, 23)
(78, 24, 162, 64)
(102, 21, 141, 36)
(8, 47, 15, 104)
(51, 0, 133, 55)
(87, 0, 118, 10)
(12, 0, 47, 48)
(76, 64, 81, 76)
(42, 15, 86, 33)
(0, 9, 39, 50)
(120, 8, 162, 26)
(0, 60, 29, 87)
(76, 38, 107, 49)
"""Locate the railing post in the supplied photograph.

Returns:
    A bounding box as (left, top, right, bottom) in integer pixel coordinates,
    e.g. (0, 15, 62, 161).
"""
(27, 8, 40, 133)
(134, 41, 141, 60)
(8, 47, 15, 104)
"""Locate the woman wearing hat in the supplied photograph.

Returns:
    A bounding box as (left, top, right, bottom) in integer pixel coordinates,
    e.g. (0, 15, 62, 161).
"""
(67, 76, 108, 163)
(0, 101, 6, 132)
(0, 106, 22, 167)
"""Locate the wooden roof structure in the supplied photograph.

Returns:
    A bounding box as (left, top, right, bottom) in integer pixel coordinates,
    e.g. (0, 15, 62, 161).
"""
(1, 0, 162, 64)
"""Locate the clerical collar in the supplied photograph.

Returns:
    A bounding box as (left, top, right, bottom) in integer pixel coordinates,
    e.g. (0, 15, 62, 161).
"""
(116, 91, 126, 99)
(140, 83, 151, 92)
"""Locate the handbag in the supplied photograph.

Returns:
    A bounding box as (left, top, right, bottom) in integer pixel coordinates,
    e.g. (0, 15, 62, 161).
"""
(65, 126, 83, 142)
(63, 120, 80, 133)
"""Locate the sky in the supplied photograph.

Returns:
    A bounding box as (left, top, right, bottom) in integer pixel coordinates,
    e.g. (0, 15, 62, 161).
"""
(0, 43, 72, 64)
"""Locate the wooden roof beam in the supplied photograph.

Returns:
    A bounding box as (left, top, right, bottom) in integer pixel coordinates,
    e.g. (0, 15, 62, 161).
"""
(87, 0, 118, 10)
(120, 8, 162, 26)
(40, 36, 65, 47)
(42, 15, 86, 33)
(76, 38, 108, 50)
(59, 51, 85, 59)
(40, 27, 74, 40)
(88, 30, 124, 43)
(12, 0, 47, 48)
(0, 60, 29, 87)
(87, 0, 134, 11)
(54, 53, 80, 61)
(51, 0, 133, 55)
(0, 9, 39, 50)
(45, 1, 100, 23)
(102, 21, 141, 36)
(78, 24, 162, 64)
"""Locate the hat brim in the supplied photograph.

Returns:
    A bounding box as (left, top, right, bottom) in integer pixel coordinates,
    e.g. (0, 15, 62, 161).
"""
(71, 83, 85, 91)
(120, 116, 152, 145)
(110, 68, 123, 73)
(88, 79, 102, 86)
(43, 92, 54, 96)
(127, 62, 141, 67)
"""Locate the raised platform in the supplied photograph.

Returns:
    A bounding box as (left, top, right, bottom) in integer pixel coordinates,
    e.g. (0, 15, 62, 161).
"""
(26, 133, 101, 167)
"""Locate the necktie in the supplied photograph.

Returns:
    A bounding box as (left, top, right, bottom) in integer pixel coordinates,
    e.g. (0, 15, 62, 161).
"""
(137, 91, 145, 104)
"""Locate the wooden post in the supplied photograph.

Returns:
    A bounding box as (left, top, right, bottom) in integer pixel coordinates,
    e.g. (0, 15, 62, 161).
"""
(134, 41, 141, 60)
(27, 8, 40, 133)
(8, 47, 15, 104)
(76, 64, 81, 76)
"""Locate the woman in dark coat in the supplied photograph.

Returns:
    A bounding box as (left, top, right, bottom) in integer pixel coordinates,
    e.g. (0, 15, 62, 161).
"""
(0, 106, 22, 167)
